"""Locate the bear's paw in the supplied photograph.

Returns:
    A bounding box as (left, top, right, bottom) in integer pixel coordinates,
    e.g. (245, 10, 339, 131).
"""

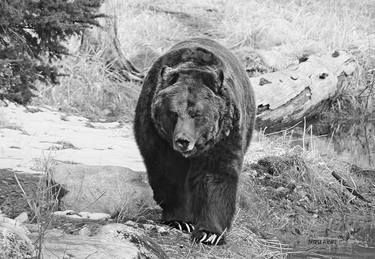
(191, 229, 225, 245)
(163, 220, 195, 233)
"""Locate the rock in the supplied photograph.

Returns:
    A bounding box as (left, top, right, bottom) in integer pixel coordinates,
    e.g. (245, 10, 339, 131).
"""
(53, 210, 111, 220)
(29, 223, 168, 259)
(14, 212, 28, 224)
(37, 228, 141, 259)
(52, 210, 82, 219)
(99, 223, 168, 259)
(0, 215, 35, 258)
(79, 212, 111, 220)
(51, 164, 156, 217)
(53, 210, 76, 217)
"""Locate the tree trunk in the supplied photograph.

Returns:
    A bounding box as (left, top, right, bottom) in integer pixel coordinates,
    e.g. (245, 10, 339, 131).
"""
(249, 50, 356, 132)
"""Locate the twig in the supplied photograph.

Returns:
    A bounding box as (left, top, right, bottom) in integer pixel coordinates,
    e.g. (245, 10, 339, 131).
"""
(13, 173, 33, 213)
(331, 171, 371, 203)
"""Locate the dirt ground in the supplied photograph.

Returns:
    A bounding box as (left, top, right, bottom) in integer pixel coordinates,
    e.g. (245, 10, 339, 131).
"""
(0, 169, 40, 218)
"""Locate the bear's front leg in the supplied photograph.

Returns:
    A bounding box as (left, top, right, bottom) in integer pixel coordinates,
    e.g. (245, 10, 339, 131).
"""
(188, 162, 239, 245)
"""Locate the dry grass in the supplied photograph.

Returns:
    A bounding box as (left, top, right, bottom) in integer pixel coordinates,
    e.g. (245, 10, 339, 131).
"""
(107, 0, 374, 62)
(153, 220, 288, 259)
(325, 50, 375, 119)
(33, 0, 374, 119)
(149, 126, 373, 258)
(221, 0, 374, 51)
(33, 48, 140, 122)
(14, 154, 62, 259)
(237, 126, 375, 257)
(26, 1, 375, 257)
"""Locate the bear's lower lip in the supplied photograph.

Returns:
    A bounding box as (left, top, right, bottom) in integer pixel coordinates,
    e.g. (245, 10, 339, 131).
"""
(179, 148, 196, 157)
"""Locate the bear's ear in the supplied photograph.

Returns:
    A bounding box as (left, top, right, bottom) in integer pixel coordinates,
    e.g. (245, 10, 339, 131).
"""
(160, 66, 179, 86)
(217, 69, 224, 86)
(202, 69, 224, 94)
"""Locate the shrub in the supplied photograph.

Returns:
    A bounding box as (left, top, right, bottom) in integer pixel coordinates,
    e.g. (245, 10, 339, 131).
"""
(0, 0, 103, 104)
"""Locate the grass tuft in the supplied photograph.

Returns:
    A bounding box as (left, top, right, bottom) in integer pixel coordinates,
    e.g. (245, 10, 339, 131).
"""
(15, 154, 62, 259)
(33, 49, 141, 122)
(238, 126, 375, 256)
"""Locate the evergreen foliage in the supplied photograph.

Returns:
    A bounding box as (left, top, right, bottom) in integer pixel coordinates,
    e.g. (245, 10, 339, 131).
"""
(0, 0, 103, 104)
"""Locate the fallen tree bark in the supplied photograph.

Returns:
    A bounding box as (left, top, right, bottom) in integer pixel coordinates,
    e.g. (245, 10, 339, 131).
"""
(249, 50, 357, 132)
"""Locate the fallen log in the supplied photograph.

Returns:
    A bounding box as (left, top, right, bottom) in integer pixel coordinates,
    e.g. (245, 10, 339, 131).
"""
(249, 50, 357, 132)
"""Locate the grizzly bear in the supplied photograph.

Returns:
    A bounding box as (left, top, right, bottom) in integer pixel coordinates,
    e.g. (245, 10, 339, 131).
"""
(134, 38, 256, 245)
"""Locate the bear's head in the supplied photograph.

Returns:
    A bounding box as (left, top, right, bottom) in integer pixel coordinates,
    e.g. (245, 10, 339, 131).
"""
(151, 66, 232, 158)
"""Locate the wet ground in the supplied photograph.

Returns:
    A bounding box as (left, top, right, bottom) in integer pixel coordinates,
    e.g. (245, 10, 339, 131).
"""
(290, 120, 375, 169)
(0, 169, 40, 218)
(272, 120, 375, 258)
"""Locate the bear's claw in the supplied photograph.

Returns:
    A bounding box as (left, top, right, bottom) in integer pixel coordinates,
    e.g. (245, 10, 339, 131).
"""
(191, 230, 225, 245)
(163, 220, 195, 233)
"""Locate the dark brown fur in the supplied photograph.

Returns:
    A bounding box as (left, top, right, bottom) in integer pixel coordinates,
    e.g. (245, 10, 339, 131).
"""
(134, 38, 256, 244)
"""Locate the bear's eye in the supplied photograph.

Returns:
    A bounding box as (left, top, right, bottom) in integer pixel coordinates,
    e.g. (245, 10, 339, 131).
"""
(190, 110, 202, 118)
(168, 110, 178, 122)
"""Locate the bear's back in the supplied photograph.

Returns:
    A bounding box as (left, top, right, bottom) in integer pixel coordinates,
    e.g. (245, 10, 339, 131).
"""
(163, 38, 254, 108)
(170, 38, 243, 75)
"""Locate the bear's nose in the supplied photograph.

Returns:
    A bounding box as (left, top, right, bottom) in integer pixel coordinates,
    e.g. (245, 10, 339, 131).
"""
(175, 137, 190, 150)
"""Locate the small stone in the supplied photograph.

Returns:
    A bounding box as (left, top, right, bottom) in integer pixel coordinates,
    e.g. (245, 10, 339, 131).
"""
(51, 164, 155, 217)
(332, 50, 340, 57)
(319, 72, 329, 79)
(0, 215, 35, 258)
(53, 210, 77, 217)
(125, 220, 138, 227)
(53, 210, 83, 219)
(298, 55, 309, 63)
(259, 77, 272, 86)
(290, 75, 298, 80)
(78, 226, 90, 236)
